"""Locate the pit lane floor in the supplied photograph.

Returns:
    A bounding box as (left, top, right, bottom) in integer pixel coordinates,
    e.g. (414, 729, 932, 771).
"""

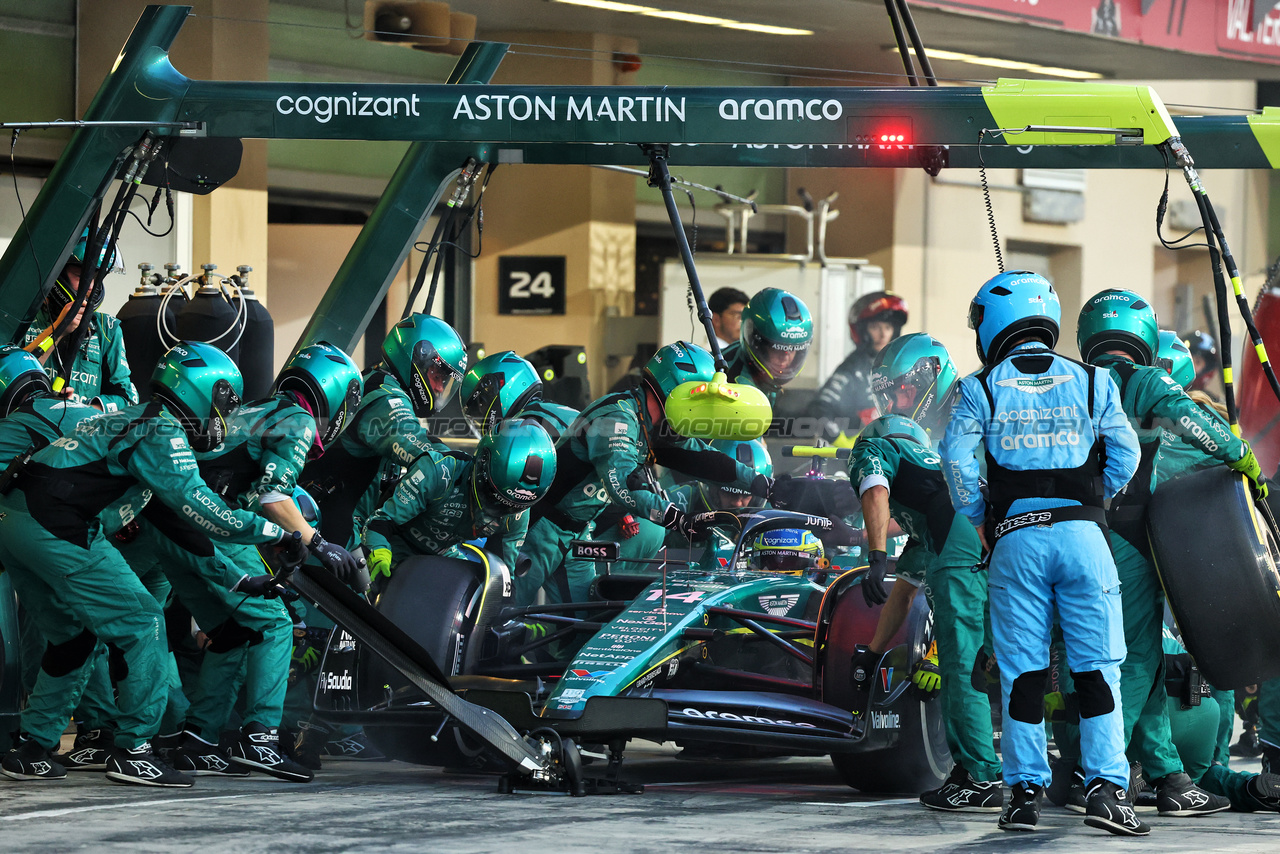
(1, 743, 1276, 853)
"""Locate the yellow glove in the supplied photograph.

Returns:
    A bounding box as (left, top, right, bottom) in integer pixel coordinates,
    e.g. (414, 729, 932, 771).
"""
(368, 547, 393, 583)
(1228, 444, 1270, 499)
(909, 642, 941, 701)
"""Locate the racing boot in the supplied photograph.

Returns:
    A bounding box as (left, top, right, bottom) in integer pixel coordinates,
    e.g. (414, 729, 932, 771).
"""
(1231, 721, 1262, 758)
(920, 764, 1003, 812)
(1047, 760, 1087, 813)
(105, 743, 194, 788)
(54, 726, 114, 771)
(1152, 771, 1231, 816)
(997, 782, 1043, 831)
(1129, 763, 1157, 811)
(322, 729, 385, 761)
(1, 734, 67, 781)
(1083, 779, 1151, 836)
(1243, 771, 1280, 813)
(227, 722, 315, 782)
(293, 722, 328, 771)
(1262, 743, 1280, 775)
(170, 731, 250, 777)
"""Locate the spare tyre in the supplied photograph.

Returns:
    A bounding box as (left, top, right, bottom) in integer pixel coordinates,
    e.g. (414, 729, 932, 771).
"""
(1148, 466, 1280, 689)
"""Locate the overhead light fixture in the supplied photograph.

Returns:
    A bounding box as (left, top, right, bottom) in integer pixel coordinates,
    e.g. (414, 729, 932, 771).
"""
(895, 47, 1103, 80)
(552, 0, 813, 36)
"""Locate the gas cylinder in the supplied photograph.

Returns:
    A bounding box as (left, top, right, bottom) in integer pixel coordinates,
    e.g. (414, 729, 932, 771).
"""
(118, 262, 192, 381)
(176, 263, 244, 366)
(232, 265, 275, 402)
(1239, 286, 1280, 475)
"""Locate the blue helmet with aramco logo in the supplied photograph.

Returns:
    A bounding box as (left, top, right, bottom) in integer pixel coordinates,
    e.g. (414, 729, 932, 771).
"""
(1077, 288, 1159, 367)
(968, 271, 1060, 365)
(642, 341, 716, 400)
(739, 288, 813, 389)
(472, 418, 557, 515)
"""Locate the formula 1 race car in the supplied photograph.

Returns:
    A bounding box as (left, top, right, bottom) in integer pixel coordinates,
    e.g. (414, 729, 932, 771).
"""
(310, 509, 951, 795)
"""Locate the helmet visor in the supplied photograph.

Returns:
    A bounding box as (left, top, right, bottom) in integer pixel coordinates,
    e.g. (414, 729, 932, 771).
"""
(872, 358, 937, 419)
(745, 326, 809, 383)
(204, 378, 242, 449)
(752, 549, 814, 574)
(409, 340, 463, 414)
(707, 484, 762, 511)
(474, 450, 545, 512)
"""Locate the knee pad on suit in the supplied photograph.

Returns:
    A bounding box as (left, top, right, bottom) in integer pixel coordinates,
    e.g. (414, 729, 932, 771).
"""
(41, 629, 96, 678)
(1071, 669, 1116, 718)
(1009, 667, 1049, 724)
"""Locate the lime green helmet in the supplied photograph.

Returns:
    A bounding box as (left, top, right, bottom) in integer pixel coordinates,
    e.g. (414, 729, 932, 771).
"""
(739, 288, 812, 389)
(642, 340, 716, 400)
(151, 341, 243, 452)
(381, 314, 467, 417)
(750, 528, 825, 575)
(0, 345, 51, 417)
(472, 418, 557, 514)
(460, 351, 543, 437)
(859, 413, 930, 448)
(700, 438, 772, 511)
(274, 342, 363, 449)
(871, 333, 958, 433)
(1157, 329, 1195, 388)
(1077, 289, 1159, 366)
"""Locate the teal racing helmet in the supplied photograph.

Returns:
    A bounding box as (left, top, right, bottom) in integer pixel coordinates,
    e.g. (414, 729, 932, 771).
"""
(870, 333, 957, 433)
(699, 438, 773, 511)
(381, 314, 467, 417)
(750, 528, 825, 575)
(151, 341, 243, 452)
(1157, 329, 1195, 388)
(0, 345, 51, 417)
(969, 271, 1060, 364)
(1077, 288, 1159, 366)
(642, 340, 716, 400)
(739, 288, 812, 389)
(460, 350, 543, 436)
(472, 418, 557, 514)
(274, 342, 363, 449)
(48, 227, 122, 317)
(859, 413, 931, 448)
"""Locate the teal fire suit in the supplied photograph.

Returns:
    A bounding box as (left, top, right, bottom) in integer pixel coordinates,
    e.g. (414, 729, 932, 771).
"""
(515, 388, 757, 606)
(23, 310, 137, 412)
(0, 401, 284, 750)
(850, 433, 999, 783)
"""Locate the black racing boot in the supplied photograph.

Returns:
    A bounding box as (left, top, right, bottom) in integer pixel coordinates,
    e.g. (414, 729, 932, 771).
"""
(1, 734, 67, 781)
(293, 722, 329, 771)
(1047, 760, 1087, 813)
(322, 729, 386, 761)
(171, 731, 249, 777)
(1244, 771, 1280, 813)
(1262, 743, 1280, 775)
(1231, 722, 1262, 758)
(105, 743, 194, 788)
(227, 722, 314, 782)
(998, 782, 1043, 831)
(920, 764, 1004, 812)
(54, 726, 114, 771)
(1130, 763, 1157, 811)
(1152, 771, 1231, 816)
(1084, 779, 1151, 836)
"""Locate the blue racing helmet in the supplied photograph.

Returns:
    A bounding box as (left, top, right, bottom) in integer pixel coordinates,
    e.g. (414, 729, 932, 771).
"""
(968, 271, 1060, 364)
(0, 345, 51, 417)
(151, 341, 244, 452)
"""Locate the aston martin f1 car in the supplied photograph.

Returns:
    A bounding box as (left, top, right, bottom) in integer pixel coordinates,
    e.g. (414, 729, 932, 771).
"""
(310, 510, 950, 794)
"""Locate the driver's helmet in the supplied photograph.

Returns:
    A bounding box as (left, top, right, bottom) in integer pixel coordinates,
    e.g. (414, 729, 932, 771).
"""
(1156, 330, 1195, 388)
(749, 528, 825, 575)
(870, 333, 957, 433)
(460, 350, 543, 436)
(1077, 288, 1159, 366)
(0, 345, 51, 417)
(274, 342, 363, 450)
(380, 314, 467, 417)
(739, 288, 812, 389)
(151, 342, 244, 453)
(47, 226, 123, 317)
(698, 438, 772, 511)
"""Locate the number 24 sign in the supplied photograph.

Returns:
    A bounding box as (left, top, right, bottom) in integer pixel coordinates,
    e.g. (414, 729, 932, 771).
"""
(498, 256, 565, 315)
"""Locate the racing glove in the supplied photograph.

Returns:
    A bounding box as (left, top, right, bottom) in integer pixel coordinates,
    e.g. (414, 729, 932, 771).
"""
(661, 503, 698, 539)
(619, 514, 640, 539)
(368, 547, 393, 584)
(849, 644, 878, 695)
(309, 532, 366, 586)
(231, 573, 289, 599)
(1229, 444, 1270, 499)
(862, 549, 889, 607)
(909, 645, 941, 702)
(749, 474, 774, 502)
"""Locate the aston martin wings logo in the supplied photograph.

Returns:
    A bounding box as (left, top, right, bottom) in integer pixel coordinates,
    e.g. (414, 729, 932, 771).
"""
(994, 375, 1074, 395)
(758, 594, 800, 616)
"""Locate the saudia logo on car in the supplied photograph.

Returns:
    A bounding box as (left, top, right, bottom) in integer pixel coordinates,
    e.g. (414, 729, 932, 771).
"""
(318, 670, 353, 693)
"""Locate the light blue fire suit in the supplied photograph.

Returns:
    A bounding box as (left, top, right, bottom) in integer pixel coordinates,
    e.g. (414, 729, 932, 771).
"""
(940, 342, 1139, 790)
